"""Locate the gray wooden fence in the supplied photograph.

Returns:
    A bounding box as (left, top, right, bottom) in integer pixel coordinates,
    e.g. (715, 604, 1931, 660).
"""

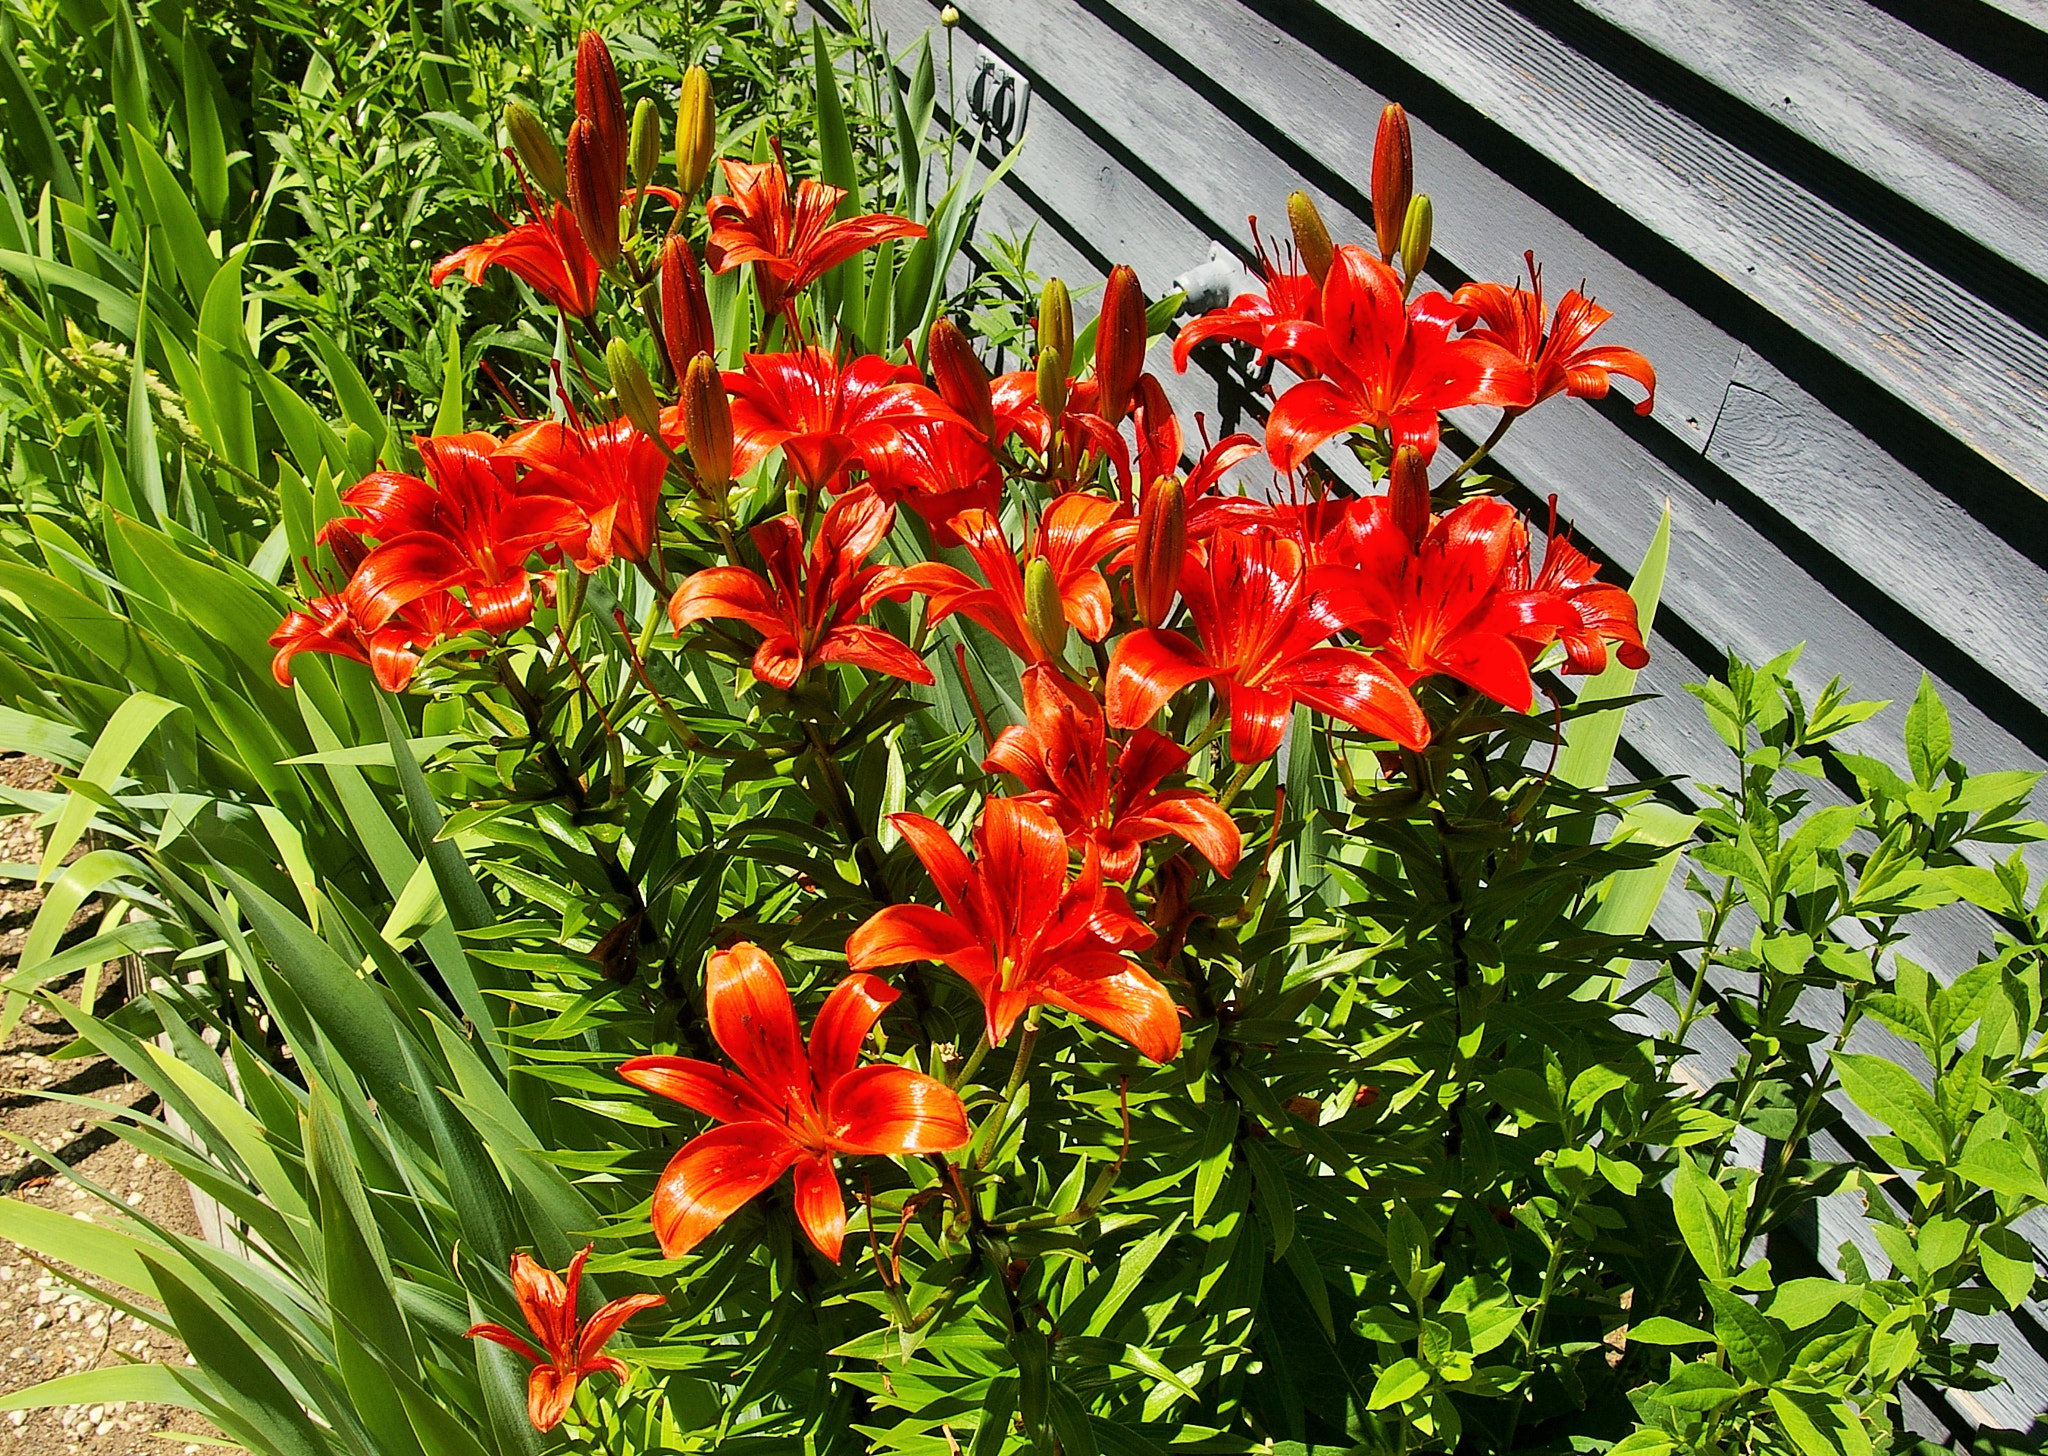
(816, 0, 2048, 1437)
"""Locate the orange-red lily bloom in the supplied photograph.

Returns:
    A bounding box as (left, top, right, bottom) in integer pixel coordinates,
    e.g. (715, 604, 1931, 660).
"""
(432, 198, 602, 319)
(1170, 227, 1322, 376)
(1326, 495, 1582, 712)
(501, 417, 671, 570)
(987, 666, 1241, 881)
(619, 944, 968, 1260)
(270, 586, 477, 694)
(990, 372, 1132, 495)
(1264, 245, 1533, 469)
(466, 1245, 663, 1432)
(848, 798, 1180, 1062)
(1453, 253, 1656, 415)
(897, 495, 1123, 662)
(669, 485, 932, 689)
(700, 349, 966, 492)
(1515, 507, 1650, 675)
(1106, 527, 1429, 761)
(706, 159, 925, 317)
(860, 420, 1006, 544)
(321, 433, 586, 636)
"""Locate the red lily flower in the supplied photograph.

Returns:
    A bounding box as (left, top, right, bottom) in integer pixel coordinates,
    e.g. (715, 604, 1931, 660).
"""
(860, 420, 1005, 544)
(1327, 495, 1582, 712)
(432, 199, 602, 319)
(1453, 253, 1656, 415)
(987, 666, 1241, 881)
(322, 434, 586, 635)
(706, 159, 925, 318)
(990, 371, 1132, 494)
(669, 484, 932, 689)
(1170, 224, 1322, 376)
(619, 944, 969, 1259)
(500, 417, 671, 569)
(466, 1246, 663, 1432)
(1125, 377, 1265, 543)
(1105, 527, 1429, 761)
(1264, 245, 1534, 469)
(897, 495, 1123, 661)
(1515, 508, 1650, 675)
(691, 349, 966, 492)
(847, 798, 1180, 1062)
(270, 586, 477, 693)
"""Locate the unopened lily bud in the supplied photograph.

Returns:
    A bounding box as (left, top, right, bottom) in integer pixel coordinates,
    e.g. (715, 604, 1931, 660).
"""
(1035, 346, 1068, 422)
(682, 354, 733, 491)
(660, 236, 715, 378)
(928, 317, 996, 439)
(574, 31, 628, 194)
(674, 66, 715, 196)
(566, 119, 621, 271)
(1388, 444, 1430, 547)
(629, 98, 661, 191)
(503, 100, 566, 200)
(1372, 103, 1413, 264)
(1037, 278, 1073, 372)
(607, 341, 665, 445)
(1287, 190, 1334, 286)
(1093, 264, 1146, 424)
(1133, 477, 1186, 628)
(1024, 556, 1069, 662)
(1399, 194, 1433, 286)
(940, 3, 960, 24)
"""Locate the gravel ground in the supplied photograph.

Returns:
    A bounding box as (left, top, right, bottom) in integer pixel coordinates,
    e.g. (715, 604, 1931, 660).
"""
(0, 756, 238, 1453)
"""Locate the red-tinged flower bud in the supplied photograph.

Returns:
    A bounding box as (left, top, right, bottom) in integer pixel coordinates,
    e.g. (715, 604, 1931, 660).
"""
(503, 100, 566, 201)
(928, 317, 996, 440)
(574, 30, 628, 193)
(1133, 477, 1186, 628)
(1400, 194, 1433, 287)
(1287, 190, 1334, 286)
(566, 118, 621, 272)
(1038, 278, 1073, 372)
(1372, 103, 1413, 264)
(675, 66, 716, 196)
(660, 236, 714, 377)
(1024, 555, 1070, 662)
(629, 98, 661, 192)
(682, 354, 733, 492)
(607, 340, 666, 446)
(1035, 345, 1067, 423)
(1132, 373, 1182, 486)
(1388, 443, 1429, 547)
(1093, 264, 1146, 424)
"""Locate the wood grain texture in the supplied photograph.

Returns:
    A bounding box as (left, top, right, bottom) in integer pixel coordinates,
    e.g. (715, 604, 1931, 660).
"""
(1302, 0, 2048, 494)
(1574, 0, 2048, 290)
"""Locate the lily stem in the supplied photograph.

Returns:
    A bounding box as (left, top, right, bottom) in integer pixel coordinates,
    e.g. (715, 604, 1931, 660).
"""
(1438, 411, 1518, 493)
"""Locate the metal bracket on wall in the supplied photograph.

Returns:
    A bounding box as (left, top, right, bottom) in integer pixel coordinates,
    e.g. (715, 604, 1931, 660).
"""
(967, 47, 1030, 150)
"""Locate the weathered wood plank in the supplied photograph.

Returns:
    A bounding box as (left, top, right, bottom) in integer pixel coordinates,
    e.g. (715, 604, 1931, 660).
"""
(1293, 0, 2048, 494)
(1573, 0, 2048, 290)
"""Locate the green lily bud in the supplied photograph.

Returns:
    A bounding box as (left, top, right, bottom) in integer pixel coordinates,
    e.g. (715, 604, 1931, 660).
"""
(629, 98, 661, 192)
(675, 66, 716, 196)
(1024, 556, 1069, 663)
(503, 99, 566, 201)
(1037, 278, 1073, 373)
(606, 340, 665, 445)
(1287, 190, 1334, 286)
(1035, 345, 1068, 422)
(1400, 194, 1434, 289)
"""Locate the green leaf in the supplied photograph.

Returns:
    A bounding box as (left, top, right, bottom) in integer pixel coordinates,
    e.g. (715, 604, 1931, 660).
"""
(1904, 674, 1952, 789)
(0, 1362, 194, 1411)
(1192, 1101, 1235, 1222)
(1366, 1356, 1429, 1409)
(127, 245, 167, 520)
(37, 691, 182, 883)
(1242, 1137, 1295, 1259)
(1833, 1053, 1946, 1165)
(1648, 1361, 1742, 1411)
(0, 1197, 163, 1295)
(1626, 1316, 1714, 1345)
(1671, 1154, 1730, 1281)
(1703, 1284, 1785, 1383)
(1770, 1389, 1873, 1456)
(179, 24, 230, 224)
(196, 246, 257, 475)
(141, 1256, 334, 1456)
(1556, 504, 1669, 789)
